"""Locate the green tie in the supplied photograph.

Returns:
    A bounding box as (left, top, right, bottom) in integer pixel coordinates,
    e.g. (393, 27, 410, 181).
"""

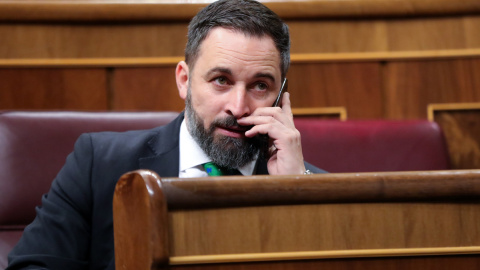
(203, 162, 242, 176)
(203, 162, 223, 176)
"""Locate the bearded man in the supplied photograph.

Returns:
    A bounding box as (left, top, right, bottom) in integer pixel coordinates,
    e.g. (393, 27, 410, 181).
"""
(7, 1, 324, 269)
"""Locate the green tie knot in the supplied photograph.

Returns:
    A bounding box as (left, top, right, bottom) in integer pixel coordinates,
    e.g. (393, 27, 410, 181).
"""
(203, 162, 242, 176)
(203, 162, 223, 176)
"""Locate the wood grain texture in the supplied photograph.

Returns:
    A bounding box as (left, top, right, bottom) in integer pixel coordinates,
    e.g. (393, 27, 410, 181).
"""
(430, 104, 480, 169)
(291, 107, 347, 120)
(167, 255, 480, 269)
(159, 170, 480, 208)
(112, 67, 184, 111)
(0, 68, 107, 110)
(288, 62, 383, 119)
(0, 1, 479, 119)
(386, 17, 467, 51)
(3, 49, 480, 67)
(2, 5, 480, 59)
(1, 0, 480, 22)
(113, 170, 170, 270)
(288, 19, 389, 54)
(0, 23, 188, 58)
(169, 202, 480, 256)
(170, 247, 480, 265)
(384, 58, 480, 119)
(465, 16, 480, 48)
(113, 170, 480, 270)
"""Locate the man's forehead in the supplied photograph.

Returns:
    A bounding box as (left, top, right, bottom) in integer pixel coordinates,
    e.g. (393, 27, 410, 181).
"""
(196, 27, 281, 74)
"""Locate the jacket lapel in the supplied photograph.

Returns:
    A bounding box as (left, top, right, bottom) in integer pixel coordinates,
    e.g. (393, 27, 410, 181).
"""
(138, 112, 184, 178)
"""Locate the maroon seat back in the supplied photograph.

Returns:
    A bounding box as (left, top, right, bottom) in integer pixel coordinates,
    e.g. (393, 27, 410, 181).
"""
(0, 111, 179, 269)
(0, 112, 451, 269)
(294, 118, 450, 173)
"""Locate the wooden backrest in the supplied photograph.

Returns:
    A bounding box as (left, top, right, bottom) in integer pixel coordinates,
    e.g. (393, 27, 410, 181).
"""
(113, 169, 480, 270)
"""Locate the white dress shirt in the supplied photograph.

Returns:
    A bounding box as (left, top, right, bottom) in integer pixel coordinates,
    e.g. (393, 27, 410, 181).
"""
(178, 120, 257, 178)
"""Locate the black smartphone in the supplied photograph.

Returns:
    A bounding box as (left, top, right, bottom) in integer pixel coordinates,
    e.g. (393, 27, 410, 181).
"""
(260, 78, 288, 157)
(272, 78, 288, 107)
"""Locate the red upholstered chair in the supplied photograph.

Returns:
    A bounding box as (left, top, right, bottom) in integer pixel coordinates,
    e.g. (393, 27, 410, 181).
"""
(294, 118, 451, 173)
(0, 111, 179, 270)
(0, 112, 451, 269)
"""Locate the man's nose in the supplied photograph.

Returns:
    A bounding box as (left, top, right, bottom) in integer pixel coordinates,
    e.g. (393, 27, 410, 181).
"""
(226, 86, 250, 118)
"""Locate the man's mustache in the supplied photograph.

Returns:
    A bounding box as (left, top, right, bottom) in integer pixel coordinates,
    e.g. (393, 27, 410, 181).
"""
(211, 116, 253, 132)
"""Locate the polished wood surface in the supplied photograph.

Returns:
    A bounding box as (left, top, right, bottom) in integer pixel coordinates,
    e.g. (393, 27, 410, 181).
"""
(168, 202, 480, 256)
(113, 170, 169, 270)
(1, 0, 479, 22)
(0, 23, 188, 59)
(0, 68, 107, 110)
(113, 170, 480, 269)
(168, 255, 480, 269)
(112, 67, 184, 112)
(1, 0, 480, 119)
(384, 58, 480, 119)
(291, 107, 347, 120)
(159, 170, 480, 208)
(2, 49, 480, 67)
(288, 62, 383, 118)
(3, 16, 479, 59)
(1, 56, 479, 119)
(428, 103, 480, 169)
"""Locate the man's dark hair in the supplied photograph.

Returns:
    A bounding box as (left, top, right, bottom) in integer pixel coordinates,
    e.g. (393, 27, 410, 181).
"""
(185, 0, 290, 78)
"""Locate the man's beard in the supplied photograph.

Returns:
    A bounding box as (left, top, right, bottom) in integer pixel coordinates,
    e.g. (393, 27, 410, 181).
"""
(185, 89, 263, 169)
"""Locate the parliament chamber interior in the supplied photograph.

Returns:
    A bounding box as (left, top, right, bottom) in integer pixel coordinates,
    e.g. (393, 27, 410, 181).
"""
(1, 0, 480, 269)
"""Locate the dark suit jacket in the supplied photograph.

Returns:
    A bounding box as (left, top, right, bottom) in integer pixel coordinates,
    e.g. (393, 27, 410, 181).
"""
(7, 113, 324, 270)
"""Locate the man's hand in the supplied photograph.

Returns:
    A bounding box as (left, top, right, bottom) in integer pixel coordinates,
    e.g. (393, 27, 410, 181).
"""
(237, 92, 306, 175)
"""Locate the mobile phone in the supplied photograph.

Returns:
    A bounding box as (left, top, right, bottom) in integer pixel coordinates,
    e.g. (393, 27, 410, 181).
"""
(272, 78, 288, 107)
(260, 78, 288, 158)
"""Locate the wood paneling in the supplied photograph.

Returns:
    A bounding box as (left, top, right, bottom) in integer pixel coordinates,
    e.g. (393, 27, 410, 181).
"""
(386, 17, 468, 51)
(112, 67, 184, 111)
(465, 16, 480, 48)
(384, 58, 480, 119)
(288, 62, 383, 119)
(0, 1, 480, 119)
(168, 256, 480, 270)
(288, 20, 388, 53)
(0, 23, 188, 59)
(292, 107, 347, 120)
(113, 170, 480, 269)
(169, 202, 480, 256)
(0, 68, 107, 110)
(1, 0, 480, 22)
(429, 103, 480, 169)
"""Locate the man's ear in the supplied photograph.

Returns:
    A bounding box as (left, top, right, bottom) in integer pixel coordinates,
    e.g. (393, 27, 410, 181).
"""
(175, 61, 189, 100)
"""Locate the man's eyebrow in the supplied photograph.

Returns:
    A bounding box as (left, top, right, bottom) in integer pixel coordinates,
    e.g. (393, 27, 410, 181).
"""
(253, 73, 276, 83)
(204, 68, 276, 83)
(205, 67, 233, 78)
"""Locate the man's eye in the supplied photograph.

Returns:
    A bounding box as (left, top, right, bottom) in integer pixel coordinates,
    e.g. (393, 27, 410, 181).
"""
(215, 77, 228, 85)
(255, 82, 268, 91)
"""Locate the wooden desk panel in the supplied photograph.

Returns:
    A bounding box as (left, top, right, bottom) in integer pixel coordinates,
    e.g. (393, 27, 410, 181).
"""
(168, 202, 480, 257)
(0, 68, 107, 110)
(114, 170, 480, 270)
(384, 58, 480, 119)
(287, 62, 382, 119)
(169, 255, 480, 270)
(112, 67, 184, 111)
